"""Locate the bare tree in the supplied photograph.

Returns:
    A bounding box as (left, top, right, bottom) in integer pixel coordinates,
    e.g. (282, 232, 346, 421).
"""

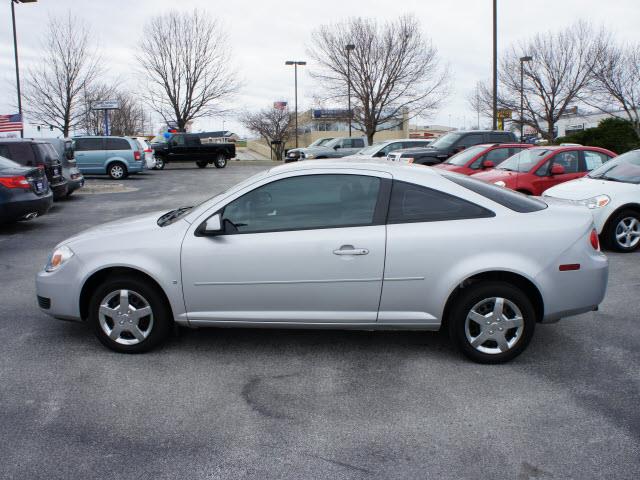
(589, 42, 640, 138)
(488, 22, 602, 140)
(22, 13, 101, 136)
(308, 15, 449, 144)
(81, 87, 147, 136)
(241, 106, 294, 160)
(138, 10, 239, 132)
(466, 81, 492, 129)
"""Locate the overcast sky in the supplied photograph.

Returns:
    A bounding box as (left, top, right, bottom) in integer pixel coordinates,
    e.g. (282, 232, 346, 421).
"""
(0, 0, 637, 137)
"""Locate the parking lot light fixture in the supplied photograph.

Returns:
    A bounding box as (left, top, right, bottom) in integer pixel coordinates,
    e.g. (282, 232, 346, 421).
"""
(519, 55, 533, 141)
(11, 0, 38, 139)
(285, 60, 306, 149)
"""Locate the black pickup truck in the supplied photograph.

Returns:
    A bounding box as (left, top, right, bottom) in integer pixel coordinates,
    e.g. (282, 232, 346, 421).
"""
(151, 133, 236, 170)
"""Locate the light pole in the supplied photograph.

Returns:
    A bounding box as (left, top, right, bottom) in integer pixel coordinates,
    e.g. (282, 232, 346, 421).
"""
(492, 0, 498, 130)
(285, 60, 306, 148)
(345, 44, 355, 137)
(11, 0, 37, 138)
(519, 55, 532, 142)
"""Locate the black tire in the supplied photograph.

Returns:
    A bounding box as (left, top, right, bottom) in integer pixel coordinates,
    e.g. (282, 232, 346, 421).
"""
(155, 157, 165, 170)
(88, 275, 172, 353)
(604, 209, 640, 252)
(196, 160, 208, 168)
(213, 154, 227, 168)
(448, 281, 536, 364)
(108, 162, 128, 180)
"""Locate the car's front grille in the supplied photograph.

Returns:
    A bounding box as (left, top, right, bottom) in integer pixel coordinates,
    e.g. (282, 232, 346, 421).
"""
(37, 296, 51, 310)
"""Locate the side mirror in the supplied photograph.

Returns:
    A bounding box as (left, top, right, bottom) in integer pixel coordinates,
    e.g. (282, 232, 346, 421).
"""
(199, 214, 223, 236)
(482, 160, 495, 169)
(550, 164, 565, 176)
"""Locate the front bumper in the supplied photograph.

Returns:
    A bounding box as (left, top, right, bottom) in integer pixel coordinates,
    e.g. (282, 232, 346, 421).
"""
(35, 258, 83, 321)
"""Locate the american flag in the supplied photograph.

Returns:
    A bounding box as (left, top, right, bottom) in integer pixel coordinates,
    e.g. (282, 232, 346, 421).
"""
(0, 114, 23, 133)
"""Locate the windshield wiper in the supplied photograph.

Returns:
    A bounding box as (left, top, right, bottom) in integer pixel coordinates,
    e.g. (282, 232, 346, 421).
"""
(158, 206, 192, 227)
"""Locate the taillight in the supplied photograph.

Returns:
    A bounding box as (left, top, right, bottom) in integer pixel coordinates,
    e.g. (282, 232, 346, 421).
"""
(0, 175, 30, 189)
(134, 151, 142, 160)
(590, 228, 600, 250)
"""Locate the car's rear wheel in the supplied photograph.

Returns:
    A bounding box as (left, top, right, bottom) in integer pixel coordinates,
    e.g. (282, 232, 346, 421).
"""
(213, 155, 227, 168)
(196, 160, 208, 168)
(154, 157, 165, 170)
(108, 162, 128, 180)
(88, 276, 171, 353)
(605, 210, 640, 252)
(448, 281, 535, 364)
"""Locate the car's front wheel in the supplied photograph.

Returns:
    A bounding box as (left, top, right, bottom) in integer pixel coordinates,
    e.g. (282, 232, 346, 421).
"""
(88, 276, 171, 353)
(448, 281, 536, 364)
(605, 209, 640, 252)
(213, 154, 227, 168)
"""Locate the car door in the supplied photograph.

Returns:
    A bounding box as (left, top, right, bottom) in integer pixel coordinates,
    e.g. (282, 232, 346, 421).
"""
(378, 180, 495, 325)
(181, 170, 390, 325)
(531, 150, 583, 194)
(74, 138, 105, 172)
(168, 135, 187, 160)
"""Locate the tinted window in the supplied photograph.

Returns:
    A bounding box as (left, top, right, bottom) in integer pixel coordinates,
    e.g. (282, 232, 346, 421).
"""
(222, 174, 381, 234)
(551, 150, 580, 173)
(75, 138, 104, 151)
(442, 173, 547, 213)
(186, 135, 201, 146)
(171, 135, 186, 146)
(388, 181, 493, 223)
(488, 133, 513, 143)
(35, 144, 60, 164)
(106, 138, 131, 150)
(0, 145, 9, 159)
(1, 143, 37, 166)
(458, 134, 484, 148)
(351, 138, 365, 148)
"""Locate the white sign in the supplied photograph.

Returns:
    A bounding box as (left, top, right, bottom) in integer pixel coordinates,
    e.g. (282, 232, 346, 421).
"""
(91, 100, 120, 110)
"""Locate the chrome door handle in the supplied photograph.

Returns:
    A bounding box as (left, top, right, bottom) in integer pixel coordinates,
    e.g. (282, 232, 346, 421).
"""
(333, 245, 369, 256)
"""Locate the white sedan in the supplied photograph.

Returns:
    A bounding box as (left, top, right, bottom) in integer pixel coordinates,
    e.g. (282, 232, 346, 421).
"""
(35, 161, 608, 363)
(544, 149, 640, 252)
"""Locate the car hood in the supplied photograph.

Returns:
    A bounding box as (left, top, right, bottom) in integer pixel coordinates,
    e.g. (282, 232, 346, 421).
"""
(543, 177, 637, 200)
(433, 163, 467, 172)
(471, 169, 521, 183)
(299, 146, 332, 154)
(62, 210, 171, 247)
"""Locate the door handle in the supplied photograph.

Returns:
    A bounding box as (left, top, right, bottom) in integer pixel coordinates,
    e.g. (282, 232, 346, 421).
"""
(333, 245, 369, 256)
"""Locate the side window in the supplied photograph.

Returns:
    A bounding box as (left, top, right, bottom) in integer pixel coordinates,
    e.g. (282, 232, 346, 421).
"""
(380, 142, 403, 156)
(584, 151, 609, 171)
(106, 138, 131, 150)
(0, 145, 10, 159)
(387, 181, 493, 224)
(509, 147, 527, 157)
(340, 139, 352, 148)
(7, 143, 36, 166)
(351, 138, 365, 148)
(221, 174, 381, 234)
(186, 136, 201, 146)
(471, 147, 511, 169)
(488, 133, 512, 143)
(75, 138, 104, 151)
(171, 135, 186, 146)
(458, 134, 484, 148)
(552, 150, 580, 173)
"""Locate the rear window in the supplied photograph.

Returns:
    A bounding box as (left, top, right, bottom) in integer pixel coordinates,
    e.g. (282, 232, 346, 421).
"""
(0, 155, 20, 169)
(106, 138, 131, 150)
(0, 142, 37, 166)
(442, 173, 547, 213)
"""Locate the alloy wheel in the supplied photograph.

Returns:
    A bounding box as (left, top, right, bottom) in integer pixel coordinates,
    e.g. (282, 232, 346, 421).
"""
(110, 165, 124, 179)
(615, 217, 640, 249)
(464, 297, 524, 355)
(98, 289, 154, 345)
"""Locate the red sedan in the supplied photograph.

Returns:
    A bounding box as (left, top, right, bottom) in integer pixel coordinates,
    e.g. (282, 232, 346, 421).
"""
(471, 146, 617, 196)
(433, 143, 532, 175)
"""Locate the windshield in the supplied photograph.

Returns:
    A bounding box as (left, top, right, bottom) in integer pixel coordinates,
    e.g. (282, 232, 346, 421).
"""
(0, 155, 21, 169)
(498, 149, 549, 172)
(357, 142, 385, 155)
(309, 138, 333, 147)
(588, 150, 640, 184)
(445, 145, 487, 166)
(430, 133, 462, 148)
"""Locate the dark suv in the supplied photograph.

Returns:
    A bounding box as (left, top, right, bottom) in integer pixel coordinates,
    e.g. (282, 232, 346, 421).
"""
(0, 139, 68, 200)
(390, 130, 518, 166)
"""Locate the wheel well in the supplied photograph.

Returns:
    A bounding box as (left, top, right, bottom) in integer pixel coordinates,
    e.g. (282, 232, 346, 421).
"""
(107, 159, 127, 170)
(441, 271, 544, 327)
(79, 267, 173, 321)
(601, 203, 640, 234)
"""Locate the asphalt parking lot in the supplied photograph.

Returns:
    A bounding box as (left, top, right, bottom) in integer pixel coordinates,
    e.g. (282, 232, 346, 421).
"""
(1, 162, 639, 480)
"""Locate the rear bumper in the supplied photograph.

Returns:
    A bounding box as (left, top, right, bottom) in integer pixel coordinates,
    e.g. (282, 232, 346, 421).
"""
(51, 180, 69, 200)
(67, 176, 84, 193)
(0, 190, 53, 223)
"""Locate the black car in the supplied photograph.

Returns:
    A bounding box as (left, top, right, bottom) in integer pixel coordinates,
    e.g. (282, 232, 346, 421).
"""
(0, 155, 53, 224)
(389, 130, 518, 165)
(44, 137, 84, 196)
(151, 132, 236, 169)
(0, 139, 68, 199)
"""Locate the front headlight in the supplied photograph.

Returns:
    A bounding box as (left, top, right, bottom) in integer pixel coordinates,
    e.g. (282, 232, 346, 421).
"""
(305, 153, 315, 159)
(578, 194, 610, 209)
(494, 181, 506, 187)
(45, 245, 74, 272)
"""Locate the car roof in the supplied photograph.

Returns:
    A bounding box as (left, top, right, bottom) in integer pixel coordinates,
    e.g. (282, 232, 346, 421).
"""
(269, 158, 442, 178)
